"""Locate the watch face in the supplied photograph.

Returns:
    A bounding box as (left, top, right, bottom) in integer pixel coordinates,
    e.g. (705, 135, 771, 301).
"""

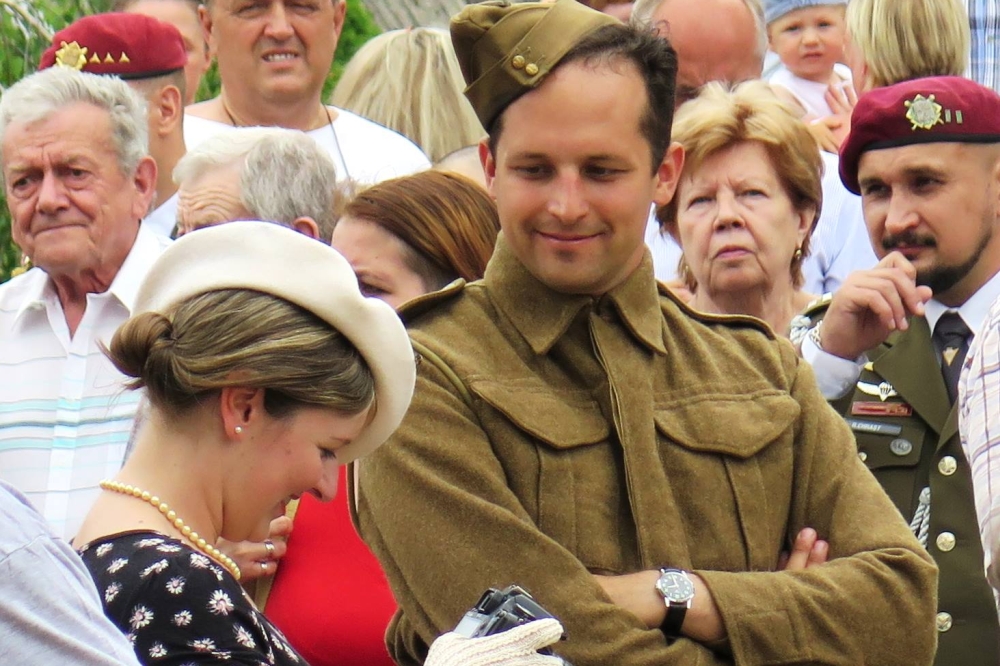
(656, 571, 695, 603)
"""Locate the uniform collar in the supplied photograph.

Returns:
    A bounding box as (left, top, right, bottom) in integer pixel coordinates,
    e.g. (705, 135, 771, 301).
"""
(484, 234, 666, 356)
(924, 267, 1000, 338)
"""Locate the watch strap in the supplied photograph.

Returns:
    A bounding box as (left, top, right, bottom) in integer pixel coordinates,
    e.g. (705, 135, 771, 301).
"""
(657, 568, 693, 638)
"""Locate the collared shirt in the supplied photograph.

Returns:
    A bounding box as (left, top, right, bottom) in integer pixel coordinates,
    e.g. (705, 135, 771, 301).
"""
(646, 153, 878, 294)
(142, 192, 178, 239)
(959, 291, 1000, 608)
(0, 224, 170, 539)
(966, 0, 1000, 93)
(804, 269, 1000, 399)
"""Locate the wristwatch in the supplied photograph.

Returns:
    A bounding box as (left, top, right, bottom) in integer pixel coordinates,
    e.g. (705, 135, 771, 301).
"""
(655, 568, 695, 638)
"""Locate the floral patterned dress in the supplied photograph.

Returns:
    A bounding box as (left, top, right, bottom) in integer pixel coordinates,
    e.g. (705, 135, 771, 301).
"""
(78, 531, 305, 665)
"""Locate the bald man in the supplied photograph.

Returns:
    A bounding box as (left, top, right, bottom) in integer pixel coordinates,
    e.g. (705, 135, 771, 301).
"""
(632, 0, 764, 105)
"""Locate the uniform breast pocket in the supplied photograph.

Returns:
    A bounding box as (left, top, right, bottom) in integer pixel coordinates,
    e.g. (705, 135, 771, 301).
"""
(467, 379, 628, 571)
(849, 417, 928, 518)
(653, 391, 800, 571)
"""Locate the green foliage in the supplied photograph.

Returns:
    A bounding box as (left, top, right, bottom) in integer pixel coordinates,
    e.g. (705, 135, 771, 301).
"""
(0, 0, 381, 284)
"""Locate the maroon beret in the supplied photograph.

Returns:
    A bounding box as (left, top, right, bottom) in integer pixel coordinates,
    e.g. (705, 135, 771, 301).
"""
(839, 76, 1000, 195)
(39, 13, 186, 80)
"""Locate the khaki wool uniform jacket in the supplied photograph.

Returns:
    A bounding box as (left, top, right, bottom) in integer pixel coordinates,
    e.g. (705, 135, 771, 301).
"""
(352, 239, 938, 666)
(818, 311, 1000, 666)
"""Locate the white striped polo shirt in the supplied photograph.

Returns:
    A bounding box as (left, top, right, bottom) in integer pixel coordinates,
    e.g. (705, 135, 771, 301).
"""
(0, 224, 170, 539)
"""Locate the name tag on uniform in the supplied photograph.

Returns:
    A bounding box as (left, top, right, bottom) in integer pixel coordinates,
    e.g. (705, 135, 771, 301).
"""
(852, 402, 913, 417)
(846, 418, 904, 436)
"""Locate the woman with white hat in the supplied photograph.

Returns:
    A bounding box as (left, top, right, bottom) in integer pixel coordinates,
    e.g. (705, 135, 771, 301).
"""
(70, 221, 563, 665)
(70, 221, 413, 664)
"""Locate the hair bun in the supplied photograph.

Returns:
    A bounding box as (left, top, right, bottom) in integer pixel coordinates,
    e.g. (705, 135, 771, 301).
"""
(106, 311, 175, 386)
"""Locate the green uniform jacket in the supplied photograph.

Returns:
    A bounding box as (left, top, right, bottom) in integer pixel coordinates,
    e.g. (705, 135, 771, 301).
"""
(352, 239, 938, 666)
(822, 311, 1000, 666)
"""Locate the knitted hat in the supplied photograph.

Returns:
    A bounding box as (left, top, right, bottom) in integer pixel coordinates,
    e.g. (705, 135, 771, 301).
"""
(764, 0, 847, 25)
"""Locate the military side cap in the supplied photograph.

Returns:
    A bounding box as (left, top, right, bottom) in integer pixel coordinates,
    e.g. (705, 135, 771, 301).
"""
(840, 76, 1000, 195)
(451, 0, 619, 131)
(39, 13, 186, 80)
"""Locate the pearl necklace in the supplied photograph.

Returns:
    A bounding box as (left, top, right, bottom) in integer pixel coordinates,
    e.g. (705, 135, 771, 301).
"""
(99, 480, 241, 581)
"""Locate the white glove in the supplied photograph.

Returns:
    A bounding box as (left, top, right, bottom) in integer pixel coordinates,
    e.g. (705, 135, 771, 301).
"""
(425, 618, 568, 666)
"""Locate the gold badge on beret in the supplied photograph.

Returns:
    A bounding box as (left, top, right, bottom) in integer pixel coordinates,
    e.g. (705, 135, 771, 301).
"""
(54, 41, 88, 70)
(904, 94, 944, 131)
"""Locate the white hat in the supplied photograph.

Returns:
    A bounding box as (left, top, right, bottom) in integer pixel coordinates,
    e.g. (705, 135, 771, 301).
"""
(132, 221, 415, 463)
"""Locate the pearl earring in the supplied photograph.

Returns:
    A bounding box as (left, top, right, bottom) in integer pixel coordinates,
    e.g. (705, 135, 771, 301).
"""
(234, 426, 244, 435)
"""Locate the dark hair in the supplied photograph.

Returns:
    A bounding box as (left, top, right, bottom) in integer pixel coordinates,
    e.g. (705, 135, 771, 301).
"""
(488, 22, 678, 172)
(342, 171, 500, 289)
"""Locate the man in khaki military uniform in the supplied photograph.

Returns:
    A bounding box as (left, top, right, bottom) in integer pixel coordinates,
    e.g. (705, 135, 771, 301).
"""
(352, 2, 938, 664)
(801, 76, 1000, 665)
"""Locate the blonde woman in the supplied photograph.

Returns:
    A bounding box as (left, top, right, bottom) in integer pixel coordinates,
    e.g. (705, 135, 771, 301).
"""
(330, 28, 485, 163)
(845, 0, 970, 94)
(658, 81, 822, 337)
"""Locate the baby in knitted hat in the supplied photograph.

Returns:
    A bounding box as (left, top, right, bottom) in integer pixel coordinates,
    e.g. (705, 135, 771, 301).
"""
(765, 0, 851, 131)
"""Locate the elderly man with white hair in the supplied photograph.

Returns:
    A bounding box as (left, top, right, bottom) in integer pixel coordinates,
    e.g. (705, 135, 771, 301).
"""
(0, 67, 170, 539)
(173, 127, 340, 240)
(632, 0, 877, 296)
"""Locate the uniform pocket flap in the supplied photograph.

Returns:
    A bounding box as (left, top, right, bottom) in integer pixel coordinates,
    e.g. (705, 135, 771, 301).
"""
(468, 379, 610, 449)
(654, 391, 800, 458)
(854, 431, 923, 469)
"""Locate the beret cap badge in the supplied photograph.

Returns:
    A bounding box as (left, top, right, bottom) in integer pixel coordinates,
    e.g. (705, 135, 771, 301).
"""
(54, 41, 88, 70)
(904, 94, 944, 131)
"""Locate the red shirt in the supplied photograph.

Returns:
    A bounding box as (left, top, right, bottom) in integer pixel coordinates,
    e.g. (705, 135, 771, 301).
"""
(265, 467, 397, 666)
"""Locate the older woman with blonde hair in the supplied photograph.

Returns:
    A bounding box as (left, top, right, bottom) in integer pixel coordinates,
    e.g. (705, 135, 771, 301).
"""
(331, 28, 485, 163)
(659, 80, 822, 337)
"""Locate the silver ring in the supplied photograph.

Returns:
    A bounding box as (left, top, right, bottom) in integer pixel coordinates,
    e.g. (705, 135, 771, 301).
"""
(260, 560, 270, 574)
(264, 539, 276, 559)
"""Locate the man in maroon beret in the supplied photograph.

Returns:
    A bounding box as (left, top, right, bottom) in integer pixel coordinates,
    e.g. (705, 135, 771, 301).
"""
(39, 12, 189, 238)
(801, 75, 1000, 663)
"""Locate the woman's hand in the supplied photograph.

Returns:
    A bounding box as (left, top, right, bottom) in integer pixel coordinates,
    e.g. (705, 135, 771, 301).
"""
(216, 515, 293, 582)
(425, 618, 567, 666)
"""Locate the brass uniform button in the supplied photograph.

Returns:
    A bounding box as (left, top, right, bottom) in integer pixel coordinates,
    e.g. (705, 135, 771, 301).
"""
(936, 612, 953, 632)
(512, 55, 526, 69)
(858, 451, 868, 462)
(936, 532, 956, 552)
(525, 63, 539, 76)
(938, 456, 958, 476)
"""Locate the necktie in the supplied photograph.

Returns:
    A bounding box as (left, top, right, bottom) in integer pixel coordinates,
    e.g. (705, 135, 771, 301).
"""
(932, 311, 972, 403)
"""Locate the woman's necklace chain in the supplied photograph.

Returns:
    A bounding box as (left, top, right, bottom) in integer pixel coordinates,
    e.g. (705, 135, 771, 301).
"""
(99, 479, 241, 581)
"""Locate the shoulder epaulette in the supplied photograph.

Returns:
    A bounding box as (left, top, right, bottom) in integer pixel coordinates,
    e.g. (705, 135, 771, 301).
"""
(801, 292, 833, 319)
(396, 278, 467, 324)
(656, 280, 776, 338)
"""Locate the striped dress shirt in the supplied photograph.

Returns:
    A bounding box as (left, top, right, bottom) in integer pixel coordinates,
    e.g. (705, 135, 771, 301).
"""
(960, 291, 1000, 608)
(0, 225, 169, 539)
(967, 0, 1000, 93)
